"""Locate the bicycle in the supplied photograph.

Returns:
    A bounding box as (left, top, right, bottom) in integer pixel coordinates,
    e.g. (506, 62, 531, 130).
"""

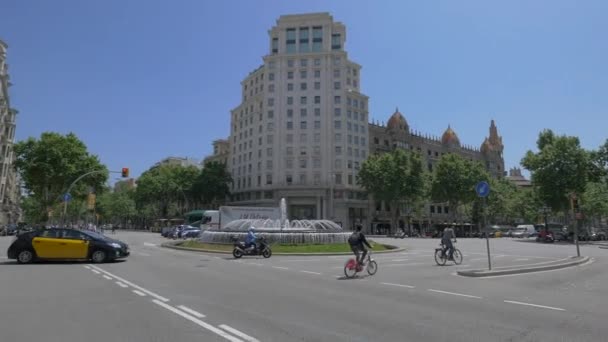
(344, 250, 378, 278)
(434, 240, 463, 266)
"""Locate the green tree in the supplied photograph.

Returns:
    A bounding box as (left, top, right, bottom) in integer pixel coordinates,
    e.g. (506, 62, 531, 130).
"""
(192, 162, 233, 209)
(97, 190, 137, 227)
(14, 132, 108, 222)
(521, 130, 590, 212)
(486, 178, 518, 224)
(134, 164, 200, 218)
(357, 149, 426, 234)
(430, 153, 489, 224)
(581, 182, 608, 225)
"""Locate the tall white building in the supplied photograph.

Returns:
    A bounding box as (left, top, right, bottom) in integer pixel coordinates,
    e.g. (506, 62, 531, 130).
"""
(0, 39, 20, 225)
(228, 13, 369, 228)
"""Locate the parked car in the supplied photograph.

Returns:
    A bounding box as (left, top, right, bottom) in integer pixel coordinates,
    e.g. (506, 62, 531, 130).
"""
(160, 227, 174, 238)
(181, 228, 201, 239)
(512, 224, 536, 238)
(589, 227, 608, 241)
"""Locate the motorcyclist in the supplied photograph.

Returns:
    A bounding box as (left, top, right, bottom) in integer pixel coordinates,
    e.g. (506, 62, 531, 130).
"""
(348, 224, 372, 268)
(245, 226, 257, 252)
(441, 226, 456, 259)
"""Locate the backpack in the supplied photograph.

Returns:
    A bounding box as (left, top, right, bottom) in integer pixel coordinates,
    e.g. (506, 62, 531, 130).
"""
(348, 231, 361, 245)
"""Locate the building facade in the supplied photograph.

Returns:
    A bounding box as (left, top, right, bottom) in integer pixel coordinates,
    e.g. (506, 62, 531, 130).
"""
(505, 167, 532, 188)
(368, 109, 505, 233)
(152, 156, 202, 170)
(0, 40, 20, 225)
(227, 13, 369, 227)
(203, 13, 506, 231)
(202, 139, 230, 166)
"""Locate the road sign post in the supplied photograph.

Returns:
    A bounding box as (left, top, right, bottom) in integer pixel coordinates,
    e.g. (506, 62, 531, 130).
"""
(476, 181, 492, 270)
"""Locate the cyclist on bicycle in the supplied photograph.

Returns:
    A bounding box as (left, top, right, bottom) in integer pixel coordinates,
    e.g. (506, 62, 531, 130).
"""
(441, 226, 456, 260)
(348, 224, 372, 267)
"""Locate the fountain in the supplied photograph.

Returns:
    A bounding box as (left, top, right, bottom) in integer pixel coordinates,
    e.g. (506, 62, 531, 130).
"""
(199, 198, 352, 245)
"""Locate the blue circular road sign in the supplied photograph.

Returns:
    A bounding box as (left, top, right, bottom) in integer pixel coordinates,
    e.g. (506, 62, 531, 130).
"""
(475, 181, 490, 198)
(63, 193, 72, 202)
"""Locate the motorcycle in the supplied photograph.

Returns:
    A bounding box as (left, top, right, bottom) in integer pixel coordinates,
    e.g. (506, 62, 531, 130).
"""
(231, 236, 272, 259)
(536, 231, 555, 243)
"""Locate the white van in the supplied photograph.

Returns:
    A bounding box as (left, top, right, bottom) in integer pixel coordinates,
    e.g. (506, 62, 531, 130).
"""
(512, 224, 536, 238)
(200, 210, 220, 231)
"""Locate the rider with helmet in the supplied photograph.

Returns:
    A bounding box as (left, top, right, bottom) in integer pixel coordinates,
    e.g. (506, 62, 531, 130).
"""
(245, 226, 257, 252)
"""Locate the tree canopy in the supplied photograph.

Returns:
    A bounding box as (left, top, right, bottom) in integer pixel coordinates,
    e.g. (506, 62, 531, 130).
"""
(357, 149, 426, 233)
(430, 153, 489, 221)
(14, 132, 108, 222)
(521, 129, 590, 211)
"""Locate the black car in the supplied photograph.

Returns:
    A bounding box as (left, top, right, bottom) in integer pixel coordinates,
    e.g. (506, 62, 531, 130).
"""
(7, 228, 130, 264)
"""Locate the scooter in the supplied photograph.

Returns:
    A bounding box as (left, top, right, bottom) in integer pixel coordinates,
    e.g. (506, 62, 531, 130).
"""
(232, 236, 272, 259)
(536, 232, 555, 243)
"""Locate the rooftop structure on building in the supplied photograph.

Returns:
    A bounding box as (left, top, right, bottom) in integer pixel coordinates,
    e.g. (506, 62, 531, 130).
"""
(153, 156, 202, 169)
(505, 167, 532, 188)
(203, 139, 230, 166)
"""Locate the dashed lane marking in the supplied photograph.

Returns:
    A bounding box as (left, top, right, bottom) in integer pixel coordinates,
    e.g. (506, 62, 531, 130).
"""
(88, 265, 169, 302)
(427, 289, 482, 299)
(381, 282, 415, 289)
(102, 275, 112, 280)
(503, 300, 565, 311)
(151, 299, 244, 342)
(271, 266, 289, 270)
(143, 242, 157, 247)
(300, 270, 322, 275)
(133, 290, 147, 297)
(219, 324, 261, 342)
(91, 269, 101, 274)
(177, 305, 206, 318)
(116, 281, 128, 288)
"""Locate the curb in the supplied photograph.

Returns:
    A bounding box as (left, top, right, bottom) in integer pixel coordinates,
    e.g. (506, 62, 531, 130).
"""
(161, 241, 405, 256)
(599, 246, 608, 250)
(457, 256, 590, 277)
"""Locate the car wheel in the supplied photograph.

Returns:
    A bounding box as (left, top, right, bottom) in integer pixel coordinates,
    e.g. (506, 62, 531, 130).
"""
(91, 250, 107, 263)
(17, 249, 35, 264)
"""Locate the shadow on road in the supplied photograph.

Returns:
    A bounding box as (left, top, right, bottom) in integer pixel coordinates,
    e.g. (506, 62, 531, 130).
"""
(0, 259, 127, 266)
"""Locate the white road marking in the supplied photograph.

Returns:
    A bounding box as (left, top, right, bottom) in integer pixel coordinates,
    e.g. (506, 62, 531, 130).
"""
(300, 270, 322, 275)
(470, 258, 486, 261)
(427, 289, 482, 299)
(503, 300, 565, 311)
(102, 275, 112, 280)
(91, 269, 101, 274)
(272, 266, 289, 270)
(88, 265, 169, 302)
(248, 262, 264, 266)
(83, 265, 91, 269)
(136, 252, 151, 257)
(381, 282, 415, 289)
(152, 300, 244, 342)
(177, 305, 206, 318)
(132, 290, 147, 297)
(495, 255, 506, 258)
(143, 242, 157, 247)
(391, 259, 409, 262)
(515, 258, 529, 261)
(280, 259, 321, 262)
(115, 281, 128, 288)
(219, 324, 260, 342)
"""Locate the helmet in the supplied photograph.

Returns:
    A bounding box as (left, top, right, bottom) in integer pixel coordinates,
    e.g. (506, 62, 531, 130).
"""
(248, 226, 256, 232)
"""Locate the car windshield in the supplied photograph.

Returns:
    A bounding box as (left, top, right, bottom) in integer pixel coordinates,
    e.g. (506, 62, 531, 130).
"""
(80, 230, 111, 241)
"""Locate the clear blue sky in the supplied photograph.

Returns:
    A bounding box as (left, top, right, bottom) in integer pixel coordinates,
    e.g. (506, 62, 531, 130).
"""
(2, 0, 607, 180)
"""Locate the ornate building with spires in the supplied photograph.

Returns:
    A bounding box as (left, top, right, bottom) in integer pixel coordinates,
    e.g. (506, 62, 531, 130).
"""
(367, 109, 505, 235)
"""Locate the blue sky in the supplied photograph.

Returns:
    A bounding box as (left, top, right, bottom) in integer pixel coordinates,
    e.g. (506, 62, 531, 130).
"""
(2, 0, 607, 180)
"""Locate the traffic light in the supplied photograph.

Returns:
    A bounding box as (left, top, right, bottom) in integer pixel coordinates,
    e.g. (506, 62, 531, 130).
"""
(571, 197, 580, 213)
(121, 167, 129, 178)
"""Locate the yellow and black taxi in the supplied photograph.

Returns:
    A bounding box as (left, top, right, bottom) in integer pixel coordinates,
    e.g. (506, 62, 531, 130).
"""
(7, 228, 130, 264)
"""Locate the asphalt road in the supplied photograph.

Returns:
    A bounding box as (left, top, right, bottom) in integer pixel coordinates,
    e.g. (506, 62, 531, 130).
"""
(1, 232, 607, 342)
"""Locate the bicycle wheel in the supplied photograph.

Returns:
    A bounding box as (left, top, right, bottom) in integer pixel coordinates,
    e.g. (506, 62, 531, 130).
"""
(434, 249, 447, 266)
(452, 249, 463, 265)
(366, 260, 378, 275)
(344, 259, 357, 278)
